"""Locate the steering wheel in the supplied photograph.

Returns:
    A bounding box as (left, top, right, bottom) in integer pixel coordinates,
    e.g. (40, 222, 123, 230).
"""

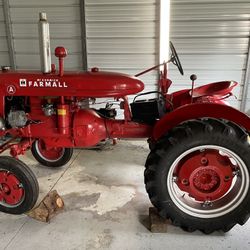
(169, 41, 184, 75)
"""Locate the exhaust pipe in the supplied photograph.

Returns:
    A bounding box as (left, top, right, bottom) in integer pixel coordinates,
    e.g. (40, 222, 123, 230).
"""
(38, 12, 51, 73)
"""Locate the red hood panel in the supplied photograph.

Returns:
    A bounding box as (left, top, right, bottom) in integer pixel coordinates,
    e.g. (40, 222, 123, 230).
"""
(0, 70, 145, 97)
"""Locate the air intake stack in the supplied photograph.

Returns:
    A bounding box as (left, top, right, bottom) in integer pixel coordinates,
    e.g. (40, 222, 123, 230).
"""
(38, 12, 51, 73)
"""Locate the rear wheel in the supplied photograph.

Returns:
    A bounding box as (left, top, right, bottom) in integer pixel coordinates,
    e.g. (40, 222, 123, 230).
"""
(145, 118, 250, 233)
(31, 139, 73, 167)
(0, 156, 39, 214)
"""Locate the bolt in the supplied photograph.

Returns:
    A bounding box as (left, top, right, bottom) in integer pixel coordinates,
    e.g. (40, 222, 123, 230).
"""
(201, 157, 208, 166)
(202, 199, 213, 208)
(13, 184, 23, 190)
(181, 179, 189, 186)
(232, 170, 240, 176)
(224, 176, 231, 182)
(2, 185, 9, 193)
(172, 176, 178, 182)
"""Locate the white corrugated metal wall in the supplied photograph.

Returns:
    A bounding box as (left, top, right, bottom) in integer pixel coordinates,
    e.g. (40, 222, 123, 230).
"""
(0, 0, 10, 66)
(245, 47, 250, 114)
(7, 0, 83, 70)
(85, 0, 159, 116)
(169, 0, 250, 109)
(85, 0, 159, 90)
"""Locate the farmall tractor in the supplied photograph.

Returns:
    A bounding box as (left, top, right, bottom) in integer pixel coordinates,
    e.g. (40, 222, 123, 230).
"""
(0, 13, 250, 234)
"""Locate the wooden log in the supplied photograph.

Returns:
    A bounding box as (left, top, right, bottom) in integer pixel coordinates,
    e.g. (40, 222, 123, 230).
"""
(149, 207, 169, 233)
(26, 190, 64, 222)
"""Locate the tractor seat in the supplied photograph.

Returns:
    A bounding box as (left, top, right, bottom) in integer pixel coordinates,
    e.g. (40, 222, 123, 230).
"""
(192, 81, 238, 98)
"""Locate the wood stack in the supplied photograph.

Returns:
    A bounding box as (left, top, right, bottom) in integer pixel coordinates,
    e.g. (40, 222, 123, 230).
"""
(27, 190, 64, 222)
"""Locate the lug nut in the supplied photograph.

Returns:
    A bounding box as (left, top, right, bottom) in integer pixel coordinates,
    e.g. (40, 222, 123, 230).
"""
(201, 157, 208, 166)
(181, 179, 189, 185)
(202, 199, 213, 208)
(172, 176, 178, 182)
(232, 170, 239, 176)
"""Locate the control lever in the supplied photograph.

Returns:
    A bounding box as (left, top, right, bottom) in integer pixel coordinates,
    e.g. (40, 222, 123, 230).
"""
(190, 74, 197, 103)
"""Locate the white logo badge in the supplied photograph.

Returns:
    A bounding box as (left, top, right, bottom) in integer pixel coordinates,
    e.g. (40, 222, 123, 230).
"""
(7, 85, 16, 94)
(18, 78, 68, 88)
(20, 79, 27, 87)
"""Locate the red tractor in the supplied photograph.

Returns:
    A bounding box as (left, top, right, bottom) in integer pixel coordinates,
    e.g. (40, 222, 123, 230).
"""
(0, 14, 250, 234)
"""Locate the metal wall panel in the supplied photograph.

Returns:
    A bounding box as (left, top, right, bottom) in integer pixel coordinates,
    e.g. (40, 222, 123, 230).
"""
(85, 0, 159, 117)
(169, 0, 250, 109)
(0, 0, 10, 66)
(9, 0, 83, 70)
(85, 0, 159, 86)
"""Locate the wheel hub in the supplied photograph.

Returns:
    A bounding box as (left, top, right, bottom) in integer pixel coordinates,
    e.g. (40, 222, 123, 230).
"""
(175, 149, 234, 201)
(192, 168, 220, 192)
(0, 171, 24, 206)
(37, 140, 64, 161)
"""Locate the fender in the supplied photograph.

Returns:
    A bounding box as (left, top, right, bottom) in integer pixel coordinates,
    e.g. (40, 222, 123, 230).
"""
(153, 103, 250, 140)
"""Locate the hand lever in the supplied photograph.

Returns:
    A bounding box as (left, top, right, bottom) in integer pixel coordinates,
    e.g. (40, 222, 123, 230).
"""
(190, 74, 197, 103)
(190, 74, 197, 82)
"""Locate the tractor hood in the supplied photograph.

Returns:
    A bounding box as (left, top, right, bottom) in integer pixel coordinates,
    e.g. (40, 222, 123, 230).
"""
(0, 69, 144, 97)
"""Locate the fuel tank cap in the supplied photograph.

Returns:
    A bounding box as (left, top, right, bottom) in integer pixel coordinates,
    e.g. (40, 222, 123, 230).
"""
(91, 67, 99, 73)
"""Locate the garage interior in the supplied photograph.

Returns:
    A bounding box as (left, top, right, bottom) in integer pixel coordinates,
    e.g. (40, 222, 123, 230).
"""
(0, 0, 250, 249)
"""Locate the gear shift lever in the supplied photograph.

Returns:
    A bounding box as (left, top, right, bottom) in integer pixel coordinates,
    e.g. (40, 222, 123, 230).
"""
(190, 74, 197, 103)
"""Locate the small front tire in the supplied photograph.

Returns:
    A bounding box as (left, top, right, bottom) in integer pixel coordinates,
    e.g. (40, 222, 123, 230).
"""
(0, 156, 39, 214)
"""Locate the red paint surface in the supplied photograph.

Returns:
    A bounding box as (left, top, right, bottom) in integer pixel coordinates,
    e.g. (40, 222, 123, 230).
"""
(0, 171, 24, 205)
(175, 148, 233, 201)
(153, 103, 250, 140)
(0, 70, 144, 100)
(0, 60, 248, 155)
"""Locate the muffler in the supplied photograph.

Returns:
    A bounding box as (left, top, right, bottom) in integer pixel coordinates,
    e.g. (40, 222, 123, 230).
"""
(38, 12, 51, 73)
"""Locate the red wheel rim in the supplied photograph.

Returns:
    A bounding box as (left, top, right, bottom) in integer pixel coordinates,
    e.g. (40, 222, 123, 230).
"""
(167, 145, 249, 218)
(36, 140, 65, 162)
(176, 149, 233, 201)
(0, 170, 24, 207)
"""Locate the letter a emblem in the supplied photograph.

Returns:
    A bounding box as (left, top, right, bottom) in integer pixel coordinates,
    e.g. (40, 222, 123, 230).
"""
(7, 85, 16, 94)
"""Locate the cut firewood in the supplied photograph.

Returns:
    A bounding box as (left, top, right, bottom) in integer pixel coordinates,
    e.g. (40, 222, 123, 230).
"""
(26, 190, 64, 222)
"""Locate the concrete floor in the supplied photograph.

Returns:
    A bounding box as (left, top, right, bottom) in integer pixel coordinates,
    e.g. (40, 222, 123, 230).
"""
(0, 140, 250, 250)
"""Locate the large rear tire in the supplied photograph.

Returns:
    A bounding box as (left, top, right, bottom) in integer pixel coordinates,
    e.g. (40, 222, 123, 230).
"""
(31, 139, 73, 168)
(0, 156, 39, 214)
(145, 118, 250, 233)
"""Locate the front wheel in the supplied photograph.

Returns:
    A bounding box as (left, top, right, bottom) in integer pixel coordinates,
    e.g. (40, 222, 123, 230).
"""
(145, 118, 250, 233)
(0, 156, 39, 214)
(31, 140, 73, 168)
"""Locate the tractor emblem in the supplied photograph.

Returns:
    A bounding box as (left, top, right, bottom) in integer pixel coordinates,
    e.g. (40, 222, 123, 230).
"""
(20, 79, 27, 87)
(7, 85, 16, 94)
